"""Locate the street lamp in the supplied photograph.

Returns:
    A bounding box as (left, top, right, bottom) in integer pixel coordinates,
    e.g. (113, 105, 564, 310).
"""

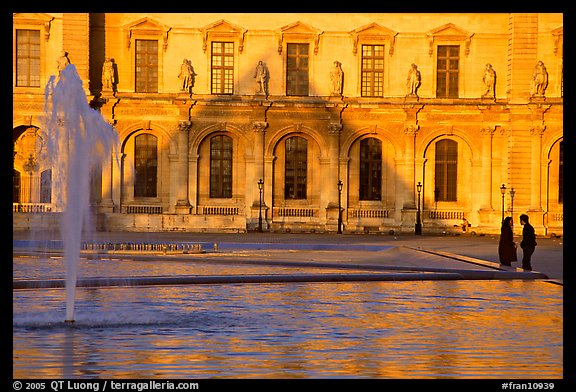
(415, 181, 422, 235)
(337, 180, 343, 234)
(509, 187, 515, 221)
(23, 154, 38, 203)
(434, 186, 439, 212)
(500, 183, 506, 223)
(257, 178, 264, 232)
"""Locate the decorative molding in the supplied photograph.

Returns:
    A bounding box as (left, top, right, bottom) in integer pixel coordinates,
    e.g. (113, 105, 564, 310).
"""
(403, 124, 420, 135)
(480, 126, 496, 137)
(252, 121, 268, 132)
(178, 121, 192, 132)
(328, 123, 342, 134)
(276, 21, 323, 55)
(123, 17, 171, 51)
(551, 26, 563, 55)
(13, 13, 54, 42)
(349, 23, 398, 56)
(426, 23, 474, 56)
(201, 19, 248, 53)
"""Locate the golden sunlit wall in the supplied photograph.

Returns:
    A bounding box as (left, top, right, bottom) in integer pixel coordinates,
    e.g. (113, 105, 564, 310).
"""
(13, 13, 563, 236)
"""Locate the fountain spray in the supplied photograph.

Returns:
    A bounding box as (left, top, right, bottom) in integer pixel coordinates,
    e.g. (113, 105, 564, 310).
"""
(44, 64, 119, 323)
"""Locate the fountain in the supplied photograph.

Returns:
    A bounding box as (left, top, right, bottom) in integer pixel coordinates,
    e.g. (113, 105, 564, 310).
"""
(43, 63, 118, 323)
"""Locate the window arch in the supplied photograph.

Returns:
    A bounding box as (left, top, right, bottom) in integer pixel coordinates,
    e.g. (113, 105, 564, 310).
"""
(210, 134, 233, 198)
(134, 133, 158, 197)
(285, 136, 307, 199)
(359, 137, 382, 200)
(435, 139, 458, 201)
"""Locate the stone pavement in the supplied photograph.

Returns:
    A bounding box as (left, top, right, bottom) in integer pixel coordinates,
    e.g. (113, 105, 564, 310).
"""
(13, 230, 563, 283)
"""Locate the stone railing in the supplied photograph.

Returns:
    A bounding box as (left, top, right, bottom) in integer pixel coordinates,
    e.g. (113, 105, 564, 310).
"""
(427, 210, 465, 220)
(275, 207, 317, 218)
(13, 203, 53, 213)
(125, 205, 163, 214)
(349, 209, 389, 219)
(200, 206, 240, 215)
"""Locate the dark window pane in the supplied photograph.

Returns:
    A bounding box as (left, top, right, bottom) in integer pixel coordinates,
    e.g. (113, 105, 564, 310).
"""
(559, 141, 563, 203)
(285, 136, 307, 199)
(135, 40, 158, 93)
(434, 139, 458, 201)
(13, 170, 21, 203)
(134, 133, 158, 197)
(211, 42, 234, 94)
(436, 45, 459, 98)
(361, 45, 385, 97)
(15, 30, 41, 87)
(286, 44, 309, 96)
(359, 138, 382, 200)
(210, 135, 233, 198)
(40, 169, 52, 203)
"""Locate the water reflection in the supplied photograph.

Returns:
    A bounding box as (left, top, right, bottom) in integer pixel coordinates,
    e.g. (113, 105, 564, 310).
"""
(14, 280, 562, 379)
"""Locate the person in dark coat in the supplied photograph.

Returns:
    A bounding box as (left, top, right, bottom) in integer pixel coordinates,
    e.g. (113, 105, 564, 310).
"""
(498, 216, 517, 266)
(519, 214, 537, 271)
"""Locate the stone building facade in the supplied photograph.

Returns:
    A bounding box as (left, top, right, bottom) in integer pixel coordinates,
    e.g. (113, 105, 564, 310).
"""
(13, 13, 563, 236)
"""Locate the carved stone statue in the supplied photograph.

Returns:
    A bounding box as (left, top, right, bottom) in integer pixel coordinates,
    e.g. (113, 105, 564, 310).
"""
(530, 60, 548, 97)
(254, 60, 269, 95)
(102, 57, 115, 91)
(56, 50, 70, 76)
(330, 61, 343, 95)
(406, 63, 421, 97)
(482, 63, 496, 98)
(178, 58, 196, 93)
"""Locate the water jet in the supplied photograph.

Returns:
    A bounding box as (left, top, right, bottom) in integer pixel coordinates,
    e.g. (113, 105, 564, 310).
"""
(43, 63, 118, 323)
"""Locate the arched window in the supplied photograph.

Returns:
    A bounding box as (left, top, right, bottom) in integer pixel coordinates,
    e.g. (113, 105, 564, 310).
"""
(13, 170, 21, 203)
(134, 133, 158, 197)
(285, 136, 307, 199)
(40, 169, 51, 203)
(210, 135, 233, 198)
(559, 141, 563, 204)
(360, 137, 382, 200)
(435, 139, 458, 201)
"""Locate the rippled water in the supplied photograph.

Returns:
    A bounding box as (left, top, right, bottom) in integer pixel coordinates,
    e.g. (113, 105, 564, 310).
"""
(13, 261, 562, 379)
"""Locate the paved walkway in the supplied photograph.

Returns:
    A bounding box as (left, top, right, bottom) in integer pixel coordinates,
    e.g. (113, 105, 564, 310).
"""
(13, 231, 563, 283)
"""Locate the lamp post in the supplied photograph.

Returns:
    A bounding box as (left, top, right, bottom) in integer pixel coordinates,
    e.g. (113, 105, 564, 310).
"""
(257, 178, 264, 232)
(23, 154, 38, 203)
(337, 180, 343, 234)
(434, 186, 439, 212)
(415, 181, 422, 235)
(509, 187, 515, 222)
(500, 184, 506, 223)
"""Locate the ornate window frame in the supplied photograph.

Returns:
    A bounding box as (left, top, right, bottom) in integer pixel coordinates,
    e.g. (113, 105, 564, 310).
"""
(277, 21, 323, 95)
(427, 23, 474, 98)
(13, 13, 54, 91)
(201, 20, 247, 95)
(123, 17, 171, 93)
(349, 23, 397, 97)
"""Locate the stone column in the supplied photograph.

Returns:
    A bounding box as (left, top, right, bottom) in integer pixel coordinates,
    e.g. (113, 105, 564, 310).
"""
(403, 125, 418, 209)
(111, 152, 123, 213)
(188, 154, 199, 215)
(251, 122, 268, 229)
(252, 121, 267, 206)
(402, 105, 423, 212)
(98, 153, 115, 213)
(479, 127, 496, 210)
(529, 124, 544, 212)
(325, 123, 342, 229)
(175, 121, 192, 214)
